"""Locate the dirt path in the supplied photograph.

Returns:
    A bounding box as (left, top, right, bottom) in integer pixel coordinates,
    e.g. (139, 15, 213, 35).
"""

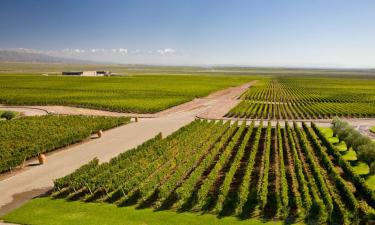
(0, 82, 254, 217)
(0, 81, 254, 118)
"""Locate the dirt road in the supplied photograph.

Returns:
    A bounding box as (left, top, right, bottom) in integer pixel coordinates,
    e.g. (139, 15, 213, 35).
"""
(0, 82, 253, 216)
(0, 81, 254, 118)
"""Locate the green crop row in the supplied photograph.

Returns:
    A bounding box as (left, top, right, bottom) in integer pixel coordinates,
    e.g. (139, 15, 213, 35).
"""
(0, 115, 129, 173)
(228, 77, 375, 119)
(227, 101, 375, 119)
(51, 120, 374, 224)
(0, 75, 252, 113)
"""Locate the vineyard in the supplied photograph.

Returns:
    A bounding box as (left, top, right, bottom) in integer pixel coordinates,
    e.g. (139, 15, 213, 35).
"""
(0, 115, 129, 173)
(226, 77, 375, 119)
(0, 74, 252, 113)
(52, 120, 375, 224)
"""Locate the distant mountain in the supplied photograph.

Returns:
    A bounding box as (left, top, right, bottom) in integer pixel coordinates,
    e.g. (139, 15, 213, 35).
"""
(0, 50, 94, 64)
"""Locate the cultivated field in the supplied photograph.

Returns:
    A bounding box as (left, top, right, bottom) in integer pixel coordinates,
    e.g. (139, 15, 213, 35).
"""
(0, 74, 252, 113)
(227, 77, 375, 119)
(0, 115, 129, 173)
(1, 66, 375, 225)
(45, 120, 374, 225)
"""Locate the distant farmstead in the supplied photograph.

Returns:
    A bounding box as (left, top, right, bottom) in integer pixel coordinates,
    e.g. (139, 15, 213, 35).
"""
(62, 71, 111, 76)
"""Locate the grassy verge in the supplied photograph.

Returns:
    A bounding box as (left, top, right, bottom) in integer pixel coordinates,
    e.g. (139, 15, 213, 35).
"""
(1, 198, 292, 225)
(371, 126, 375, 133)
(319, 127, 375, 189)
(351, 162, 370, 175)
(366, 175, 375, 190)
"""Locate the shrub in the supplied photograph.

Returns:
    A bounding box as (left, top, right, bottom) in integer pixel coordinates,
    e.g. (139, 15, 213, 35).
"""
(357, 143, 375, 166)
(337, 127, 351, 143)
(331, 117, 349, 137)
(1, 111, 17, 120)
(370, 162, 375, 175)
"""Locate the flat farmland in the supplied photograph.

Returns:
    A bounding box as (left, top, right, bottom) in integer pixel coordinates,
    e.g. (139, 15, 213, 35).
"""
(10, 120, 369, 225)
(227, 77, 375, 119)
(0, 74, 253, 113)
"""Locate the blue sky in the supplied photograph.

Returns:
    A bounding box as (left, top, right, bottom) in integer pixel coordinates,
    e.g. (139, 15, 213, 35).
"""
(1, 0, 375, 67)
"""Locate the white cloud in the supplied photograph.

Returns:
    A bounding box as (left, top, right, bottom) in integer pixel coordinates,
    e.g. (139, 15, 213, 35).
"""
(62, 48, 85, 54)
(111, 48, 128, 54)
(118, 48, 128, 54)
(157, 48, 176, 55)
(91, 48, 105, 53)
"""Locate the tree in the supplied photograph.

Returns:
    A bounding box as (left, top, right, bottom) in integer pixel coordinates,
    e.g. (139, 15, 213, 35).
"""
(357, 143, 375, 166)
(352, 136, 371, 151)
(331, 117, 349, 137)
(337, 127, 351, 143)
(370, 162, 375, 175)
(344, 130, 361, 150)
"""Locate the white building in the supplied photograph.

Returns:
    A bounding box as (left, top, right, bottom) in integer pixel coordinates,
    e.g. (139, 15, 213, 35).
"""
(82, 71, 99, 76)
(62, 71, 109, 76)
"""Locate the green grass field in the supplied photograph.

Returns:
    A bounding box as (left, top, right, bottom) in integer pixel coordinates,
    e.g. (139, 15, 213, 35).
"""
(0, 74, 252, 113)
(367, 175, 375, 190)
(319, 127, 374, 189)
(1, 198, 289, 225)
(341, 150, 357, 161)
(351, 162, 370, 175)
(371, 126, 375, 133)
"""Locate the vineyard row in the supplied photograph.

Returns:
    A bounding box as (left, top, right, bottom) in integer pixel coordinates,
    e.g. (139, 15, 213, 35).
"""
(52, 120, 375, 224)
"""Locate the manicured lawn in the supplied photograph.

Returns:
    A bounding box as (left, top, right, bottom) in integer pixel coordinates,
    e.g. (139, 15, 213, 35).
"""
(366, 175, 375, 190)
(319, 127, 346, 143)
(334, 141, 348, 152)
(328, 136, 340, 144)
(320, 127, 333, 138)
(341, 150, 357, 161)
(319, 127, 374, 190)
(1, 198, 293, 225)
(351, 162, 370, 175)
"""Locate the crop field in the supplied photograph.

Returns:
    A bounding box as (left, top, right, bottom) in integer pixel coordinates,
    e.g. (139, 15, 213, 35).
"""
(0, 115, 129, 173)
(50, 120, 374, 224)
(0, 74, 252, 113)
(226, 77, 375, 119)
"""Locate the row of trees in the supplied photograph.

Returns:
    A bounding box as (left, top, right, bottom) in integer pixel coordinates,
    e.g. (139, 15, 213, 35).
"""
(331, 117, 375, 174)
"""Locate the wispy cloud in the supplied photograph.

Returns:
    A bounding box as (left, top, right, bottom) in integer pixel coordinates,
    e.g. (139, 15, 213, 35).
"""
(157, 48, 176, 55)
(90, 48, 105, 53)
(111, 48, 128, 54)
(8, 47, 177, 56)
(2, 47, 187, 64)
(62, 48, 86, 54)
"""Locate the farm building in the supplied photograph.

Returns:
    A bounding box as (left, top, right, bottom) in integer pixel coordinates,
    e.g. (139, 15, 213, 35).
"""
(62, 71, 111, 76)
